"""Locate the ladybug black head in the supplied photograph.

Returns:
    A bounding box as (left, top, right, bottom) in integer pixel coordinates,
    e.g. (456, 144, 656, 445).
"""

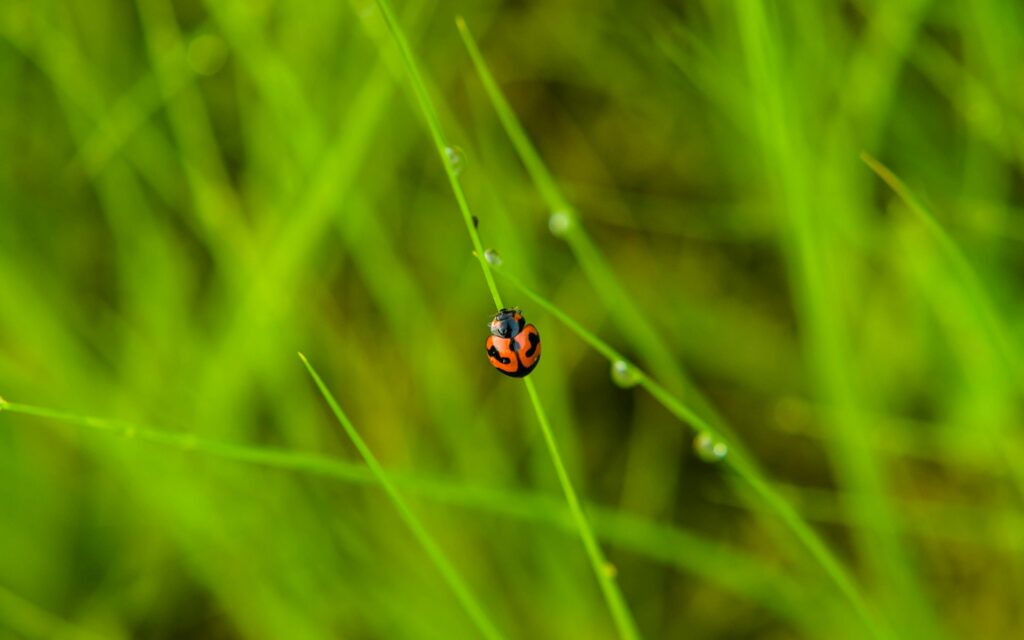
(490, 308, 525, 339)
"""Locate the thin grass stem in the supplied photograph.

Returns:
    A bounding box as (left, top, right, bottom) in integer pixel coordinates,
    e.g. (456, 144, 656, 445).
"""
(0, 396, 821, 627)
(298, 355, 504, 640)
(490, 266, 886, 639)
(368, 2, 640, 636)
(523, 378, 641, 640)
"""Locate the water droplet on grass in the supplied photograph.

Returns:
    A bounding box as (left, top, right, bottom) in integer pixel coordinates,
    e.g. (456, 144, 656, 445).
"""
(445, 146, 465, 176)
(548, 210, 572, 237)
(602, 562, 618, 578)
(484, 249, 502, 266)
(610, 360, 639, 388)
(693, 432, 728, 463)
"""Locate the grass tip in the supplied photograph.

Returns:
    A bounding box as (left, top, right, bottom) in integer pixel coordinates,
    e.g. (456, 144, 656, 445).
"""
(859, 152, 904, 194)
(455, 15, 467, 30)
(297, 352, 309, 365)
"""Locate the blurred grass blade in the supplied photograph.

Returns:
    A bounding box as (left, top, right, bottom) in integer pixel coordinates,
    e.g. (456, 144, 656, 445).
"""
(454, 16, 567, 212)
(861, 152, 1024, 500)
(860, 151, 1022, 384)
(298, 355, 505, 640)
(490, 266, 886, 639)
(0, 396, 825, 627)
(370, 0, 502, 309)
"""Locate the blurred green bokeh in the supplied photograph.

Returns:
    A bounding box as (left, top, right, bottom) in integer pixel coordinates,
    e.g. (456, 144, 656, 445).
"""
(2, 0, 1023, 638)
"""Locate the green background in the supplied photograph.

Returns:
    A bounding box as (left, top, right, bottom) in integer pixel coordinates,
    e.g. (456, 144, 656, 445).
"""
(1, 0, 1022, 638)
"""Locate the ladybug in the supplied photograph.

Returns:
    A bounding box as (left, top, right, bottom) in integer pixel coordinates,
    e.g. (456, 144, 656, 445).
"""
(485, 308, 541, 377)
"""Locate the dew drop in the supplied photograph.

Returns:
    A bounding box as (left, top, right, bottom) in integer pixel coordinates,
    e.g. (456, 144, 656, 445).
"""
(602, 562, 618, 578)
(187, 33, 228, 77)
(483, 248, 502, 266)
(693, 432, 728, 463)
(610, 360, 639, 388)
(445, 146, 465, 176)
(548, 209, 572, 237)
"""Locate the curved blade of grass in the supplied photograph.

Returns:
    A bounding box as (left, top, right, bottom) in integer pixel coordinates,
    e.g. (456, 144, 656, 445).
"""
(0, 397, 828, 629)
(861, 152, 1024, 499)
(367, 2, 640, 637)
(298, 354, 504, 640)
(489, 266, 886, 639)
(860, 152, 1022, 385)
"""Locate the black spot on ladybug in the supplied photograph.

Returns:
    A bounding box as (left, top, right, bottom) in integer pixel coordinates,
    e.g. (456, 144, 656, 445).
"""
(487, 344, 511, 365)
(524, 331, 540, 358)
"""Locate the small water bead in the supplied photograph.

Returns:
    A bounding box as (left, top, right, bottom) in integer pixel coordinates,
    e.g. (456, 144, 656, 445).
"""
(602, 562, 618, 578)
(610, 360, 640, 388)
(483, 248, 502, 266)
(693, 431, 728, 463)
(445, 146, 465, 176)
(548, 209, 572, 237)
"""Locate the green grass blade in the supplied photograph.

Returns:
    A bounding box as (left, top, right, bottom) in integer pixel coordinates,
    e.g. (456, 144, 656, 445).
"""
(860, 152, 1022, 383)
(490, 266, 887, 639)
(298, 355, 504, 640)
(522, 378, 641, 640)
(371, 0, 502, 310)
(455, 17, 685, 390)
(861, 152, 1024, 500)
(455, 16, 568, 213)
(0, 396, 824, 627)
(367, 3, 640, 636)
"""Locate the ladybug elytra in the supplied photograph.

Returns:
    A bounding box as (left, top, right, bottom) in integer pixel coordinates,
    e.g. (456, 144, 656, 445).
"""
(485, 308, 541, 377)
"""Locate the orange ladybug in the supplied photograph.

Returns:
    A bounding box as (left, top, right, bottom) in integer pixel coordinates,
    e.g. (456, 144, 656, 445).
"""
(485, 308, 541, 377)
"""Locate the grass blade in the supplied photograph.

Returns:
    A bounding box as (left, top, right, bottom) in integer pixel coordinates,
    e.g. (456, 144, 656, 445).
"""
(298, 355, 504, 640)
(367, 2, 641, 636)
(0, 396, 823, 628)
(371, 0, 502, 310)
(489, 266, 887, 639)
(861, 152, 1024, 501)
(860, 151, 1022, 383)
(522, 378, 641, 640)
